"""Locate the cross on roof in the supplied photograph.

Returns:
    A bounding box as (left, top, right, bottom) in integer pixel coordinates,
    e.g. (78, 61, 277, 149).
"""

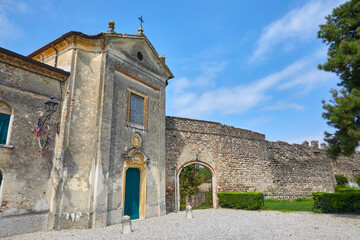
(138, 16, 144, 28)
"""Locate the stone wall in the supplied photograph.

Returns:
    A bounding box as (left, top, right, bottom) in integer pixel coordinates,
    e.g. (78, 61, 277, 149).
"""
(165, 116, 360, 212)
(0, 47, 69, 237)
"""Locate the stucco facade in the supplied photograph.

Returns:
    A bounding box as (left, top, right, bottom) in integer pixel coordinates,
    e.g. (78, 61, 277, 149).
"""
(0, 23, 173, 237)
(0, 47, 69, 237)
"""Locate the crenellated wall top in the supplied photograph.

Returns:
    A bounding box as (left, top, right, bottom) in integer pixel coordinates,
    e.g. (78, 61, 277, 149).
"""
(166, 116, 265, 141)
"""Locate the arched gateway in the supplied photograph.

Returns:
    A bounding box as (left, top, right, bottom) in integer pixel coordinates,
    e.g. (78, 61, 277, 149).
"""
(177, 161, 217, 210)
(165, 116, 269, 212)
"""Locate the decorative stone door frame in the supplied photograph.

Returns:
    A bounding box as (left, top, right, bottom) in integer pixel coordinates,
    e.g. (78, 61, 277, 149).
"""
(176, 161, 217, 210)
(122, 150, 147, 219)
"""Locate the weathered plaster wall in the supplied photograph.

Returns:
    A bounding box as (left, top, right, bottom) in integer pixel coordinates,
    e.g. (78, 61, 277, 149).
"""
(47, 39, 107, 230)
(36, 33, 171, 230)
(0, 60, 65, 237)
(106, 37, 168, 223)
(165, 116, 360, 212)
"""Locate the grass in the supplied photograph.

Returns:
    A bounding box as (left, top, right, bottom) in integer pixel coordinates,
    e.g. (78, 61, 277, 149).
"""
(180, 197, 314, 212)
(263, 198, 314, 212)
(180, 203, 212, 211)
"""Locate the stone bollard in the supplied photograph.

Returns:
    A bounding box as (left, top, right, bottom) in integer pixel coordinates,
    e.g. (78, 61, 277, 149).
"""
(186, 205, 193, 219)
(122, 215, 133, 234)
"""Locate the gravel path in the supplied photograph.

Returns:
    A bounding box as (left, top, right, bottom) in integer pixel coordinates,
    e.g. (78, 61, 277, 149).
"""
(5, 209, 360, 240)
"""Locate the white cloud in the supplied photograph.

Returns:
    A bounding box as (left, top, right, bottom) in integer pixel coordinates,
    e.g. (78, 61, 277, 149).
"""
(171, 60, 228, 95)
(169, 47, 333, 118)
(171, 57, 308, 118)
(194, 62, 228, 88)
(263, 101, 304, 111)
(0, 12, 15, 42)
(279, 68, 336, 93)
(0, 0, 28, 43)
(172, 77, 191, 94)
(249, 0, 347, 62)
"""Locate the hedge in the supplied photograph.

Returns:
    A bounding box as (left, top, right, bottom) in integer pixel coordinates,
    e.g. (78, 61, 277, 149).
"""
(334, 185, 360, 193)
(217, 192, 262, 210)
(312, 192, 360, 214)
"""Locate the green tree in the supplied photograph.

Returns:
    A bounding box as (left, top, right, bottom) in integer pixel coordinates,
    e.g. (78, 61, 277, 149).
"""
(318, 0, 360, 158)
(179, 164, 209, 205)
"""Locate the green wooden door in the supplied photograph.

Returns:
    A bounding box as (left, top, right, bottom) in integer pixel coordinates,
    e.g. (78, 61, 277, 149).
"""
(124, 168, 140, 220)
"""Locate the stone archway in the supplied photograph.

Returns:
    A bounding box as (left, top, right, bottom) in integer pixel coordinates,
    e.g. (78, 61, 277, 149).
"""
(176, 161, 217, 210)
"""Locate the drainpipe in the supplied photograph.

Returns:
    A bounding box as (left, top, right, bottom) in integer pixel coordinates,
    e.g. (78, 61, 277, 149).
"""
(52, 44, 58, 68)
(174, 167, 177, 211)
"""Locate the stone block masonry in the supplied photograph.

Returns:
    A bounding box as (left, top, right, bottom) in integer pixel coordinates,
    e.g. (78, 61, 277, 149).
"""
(165, 116, 360, 212)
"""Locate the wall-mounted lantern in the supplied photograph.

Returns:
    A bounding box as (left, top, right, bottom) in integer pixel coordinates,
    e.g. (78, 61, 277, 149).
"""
(37, 96, 59, 129)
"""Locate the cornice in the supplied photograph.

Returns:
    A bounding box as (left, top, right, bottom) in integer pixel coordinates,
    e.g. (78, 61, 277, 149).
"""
(0, 48, 69, 82)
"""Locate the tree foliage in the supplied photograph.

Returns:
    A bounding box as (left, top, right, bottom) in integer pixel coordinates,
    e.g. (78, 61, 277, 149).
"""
(319, 0, 360, 158)
(179, 164, 211, 205)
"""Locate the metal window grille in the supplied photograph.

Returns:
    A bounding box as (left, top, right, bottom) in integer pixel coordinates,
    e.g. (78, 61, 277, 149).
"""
(129, 93, 144, 125)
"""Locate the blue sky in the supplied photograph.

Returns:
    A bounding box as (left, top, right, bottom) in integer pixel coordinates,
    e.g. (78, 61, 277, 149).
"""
(0, 0, 347, 143)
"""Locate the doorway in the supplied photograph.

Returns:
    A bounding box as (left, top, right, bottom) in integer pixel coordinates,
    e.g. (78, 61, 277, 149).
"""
(124, 168, 140, 220)
(177, 162, 217, 210)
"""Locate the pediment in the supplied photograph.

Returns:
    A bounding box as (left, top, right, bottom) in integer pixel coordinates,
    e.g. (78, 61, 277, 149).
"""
(106, 36, 173, 80)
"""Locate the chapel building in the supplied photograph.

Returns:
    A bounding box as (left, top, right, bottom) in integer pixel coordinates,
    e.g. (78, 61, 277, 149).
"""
(0, 22, 173, 236)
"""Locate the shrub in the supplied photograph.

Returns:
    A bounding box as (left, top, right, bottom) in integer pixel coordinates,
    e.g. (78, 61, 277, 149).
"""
(312, 192, 360, 214)
(355, 176, 360, 187)
(217, 192, 262, 210)
(335, 174, 348, 186)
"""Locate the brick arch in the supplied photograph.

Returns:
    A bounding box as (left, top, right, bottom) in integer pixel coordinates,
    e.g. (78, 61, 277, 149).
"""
(176, 161, 218, 210)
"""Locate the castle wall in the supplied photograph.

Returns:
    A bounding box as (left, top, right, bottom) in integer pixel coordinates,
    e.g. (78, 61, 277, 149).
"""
(165, 116, 360, 212)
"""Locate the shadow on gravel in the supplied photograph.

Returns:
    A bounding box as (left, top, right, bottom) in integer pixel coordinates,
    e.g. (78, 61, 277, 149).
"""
(329, 214, 360, 220)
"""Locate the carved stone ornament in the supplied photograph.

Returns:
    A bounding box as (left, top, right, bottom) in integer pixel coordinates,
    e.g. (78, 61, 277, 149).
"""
(132, 152, 144, 163)
(131, 132, 142, 149)
(123, 149, 147, 165)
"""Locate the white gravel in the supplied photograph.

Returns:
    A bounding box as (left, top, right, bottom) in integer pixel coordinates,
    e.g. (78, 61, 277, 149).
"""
(5, 209, 360, 240)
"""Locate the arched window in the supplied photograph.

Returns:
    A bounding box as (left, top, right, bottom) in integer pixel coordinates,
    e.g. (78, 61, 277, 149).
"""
(0, 101, 11, 145)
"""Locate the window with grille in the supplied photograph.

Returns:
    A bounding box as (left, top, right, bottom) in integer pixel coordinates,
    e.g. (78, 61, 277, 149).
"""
(127, 89, 147, 128)
(129, 93, 144, 125)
